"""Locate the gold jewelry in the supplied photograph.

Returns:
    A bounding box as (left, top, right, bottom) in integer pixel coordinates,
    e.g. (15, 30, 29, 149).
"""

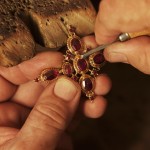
(35, 27, 105, 100)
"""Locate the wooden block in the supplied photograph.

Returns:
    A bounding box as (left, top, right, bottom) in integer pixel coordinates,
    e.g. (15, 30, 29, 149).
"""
(0, 0, 96, 67)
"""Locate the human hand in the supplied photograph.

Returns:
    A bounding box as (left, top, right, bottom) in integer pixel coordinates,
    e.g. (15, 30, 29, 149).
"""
(0, 36, 111, 149)
(95, 0, 150, 74)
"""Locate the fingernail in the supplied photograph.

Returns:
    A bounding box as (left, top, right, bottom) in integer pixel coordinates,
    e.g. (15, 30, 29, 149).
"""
(54, 77, 78, 101)
(108, 52, 127, 62)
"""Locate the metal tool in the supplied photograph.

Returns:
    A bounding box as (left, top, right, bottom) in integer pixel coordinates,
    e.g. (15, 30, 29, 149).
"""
(82, 29, 150, 59)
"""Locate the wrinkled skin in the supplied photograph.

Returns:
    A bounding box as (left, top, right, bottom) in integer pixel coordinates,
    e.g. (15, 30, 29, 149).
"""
(0, 35, 111, 149)
(95, 0, 150, 74)
(4, 0, 150, 149)
(0, 1, 112, 149)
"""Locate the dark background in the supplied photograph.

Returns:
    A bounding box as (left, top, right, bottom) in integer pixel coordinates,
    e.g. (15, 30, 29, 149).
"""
(73, 63, 150, 150)
(72, 1, 150, 150)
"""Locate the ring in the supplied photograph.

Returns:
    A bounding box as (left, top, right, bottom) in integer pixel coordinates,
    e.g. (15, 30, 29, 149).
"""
(34, 27, 106, 100)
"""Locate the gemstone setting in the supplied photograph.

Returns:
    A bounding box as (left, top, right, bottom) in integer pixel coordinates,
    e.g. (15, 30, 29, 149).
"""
(82, 77, 93, 91)
(71, 38, 81, 51)
(77, 59, 87, 71)
(67, 35, 86, 55)
(73, 55, 89, 74)
(79, 74, 95, 100)
(43, 69, 60, 81)
(94, 53, 105, 64)
(62, 62, 74, 77)
(35, 68, 60, 82)
(35, 28, 106, 100)
(89, 52, 105, 68)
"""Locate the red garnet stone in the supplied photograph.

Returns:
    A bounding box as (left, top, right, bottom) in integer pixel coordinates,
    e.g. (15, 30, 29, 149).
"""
(62, 63, 74, 76)
(44, 69, 59, 80)
(82, 77, 93, 91)
(77, 59, 87, 71)
(71, 38, 81, 51)
(93, 53, 105, 64)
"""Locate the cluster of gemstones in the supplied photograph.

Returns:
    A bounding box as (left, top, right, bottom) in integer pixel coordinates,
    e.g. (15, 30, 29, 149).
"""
(35, 31, 105, 100)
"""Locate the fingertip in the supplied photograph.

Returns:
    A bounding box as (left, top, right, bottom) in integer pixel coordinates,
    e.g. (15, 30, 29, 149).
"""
(0, 51, 64, 84)
(95, 74, 112, 95)
(104, 36, 150, 74)
(19, 51, 63, 70)
(83, 96, 107, 118)
(54, 77, 81, 102)
(18, 51, 64, 80)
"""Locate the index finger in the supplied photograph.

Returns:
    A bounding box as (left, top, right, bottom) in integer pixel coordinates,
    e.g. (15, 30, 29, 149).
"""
(0, 51, 63, 85)
(94, 11, 120, 45)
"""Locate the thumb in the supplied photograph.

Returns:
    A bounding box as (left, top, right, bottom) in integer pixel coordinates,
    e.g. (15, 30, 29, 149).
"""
(15, 77, 81, 150)
(104, 36, 150, 74)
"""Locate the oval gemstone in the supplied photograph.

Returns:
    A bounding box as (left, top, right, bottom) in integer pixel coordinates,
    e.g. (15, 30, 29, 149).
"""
(44, 69, 59, 80)
(82, 77, 93, 91)
(77, 59, 87, 71)
(71, 38, 81, 51)
(93, 53, 105, 64)
(63, 63, 74, 76)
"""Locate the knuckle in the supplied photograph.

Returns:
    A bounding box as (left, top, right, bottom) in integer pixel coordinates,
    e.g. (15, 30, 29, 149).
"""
(33, 98, 69, 130)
